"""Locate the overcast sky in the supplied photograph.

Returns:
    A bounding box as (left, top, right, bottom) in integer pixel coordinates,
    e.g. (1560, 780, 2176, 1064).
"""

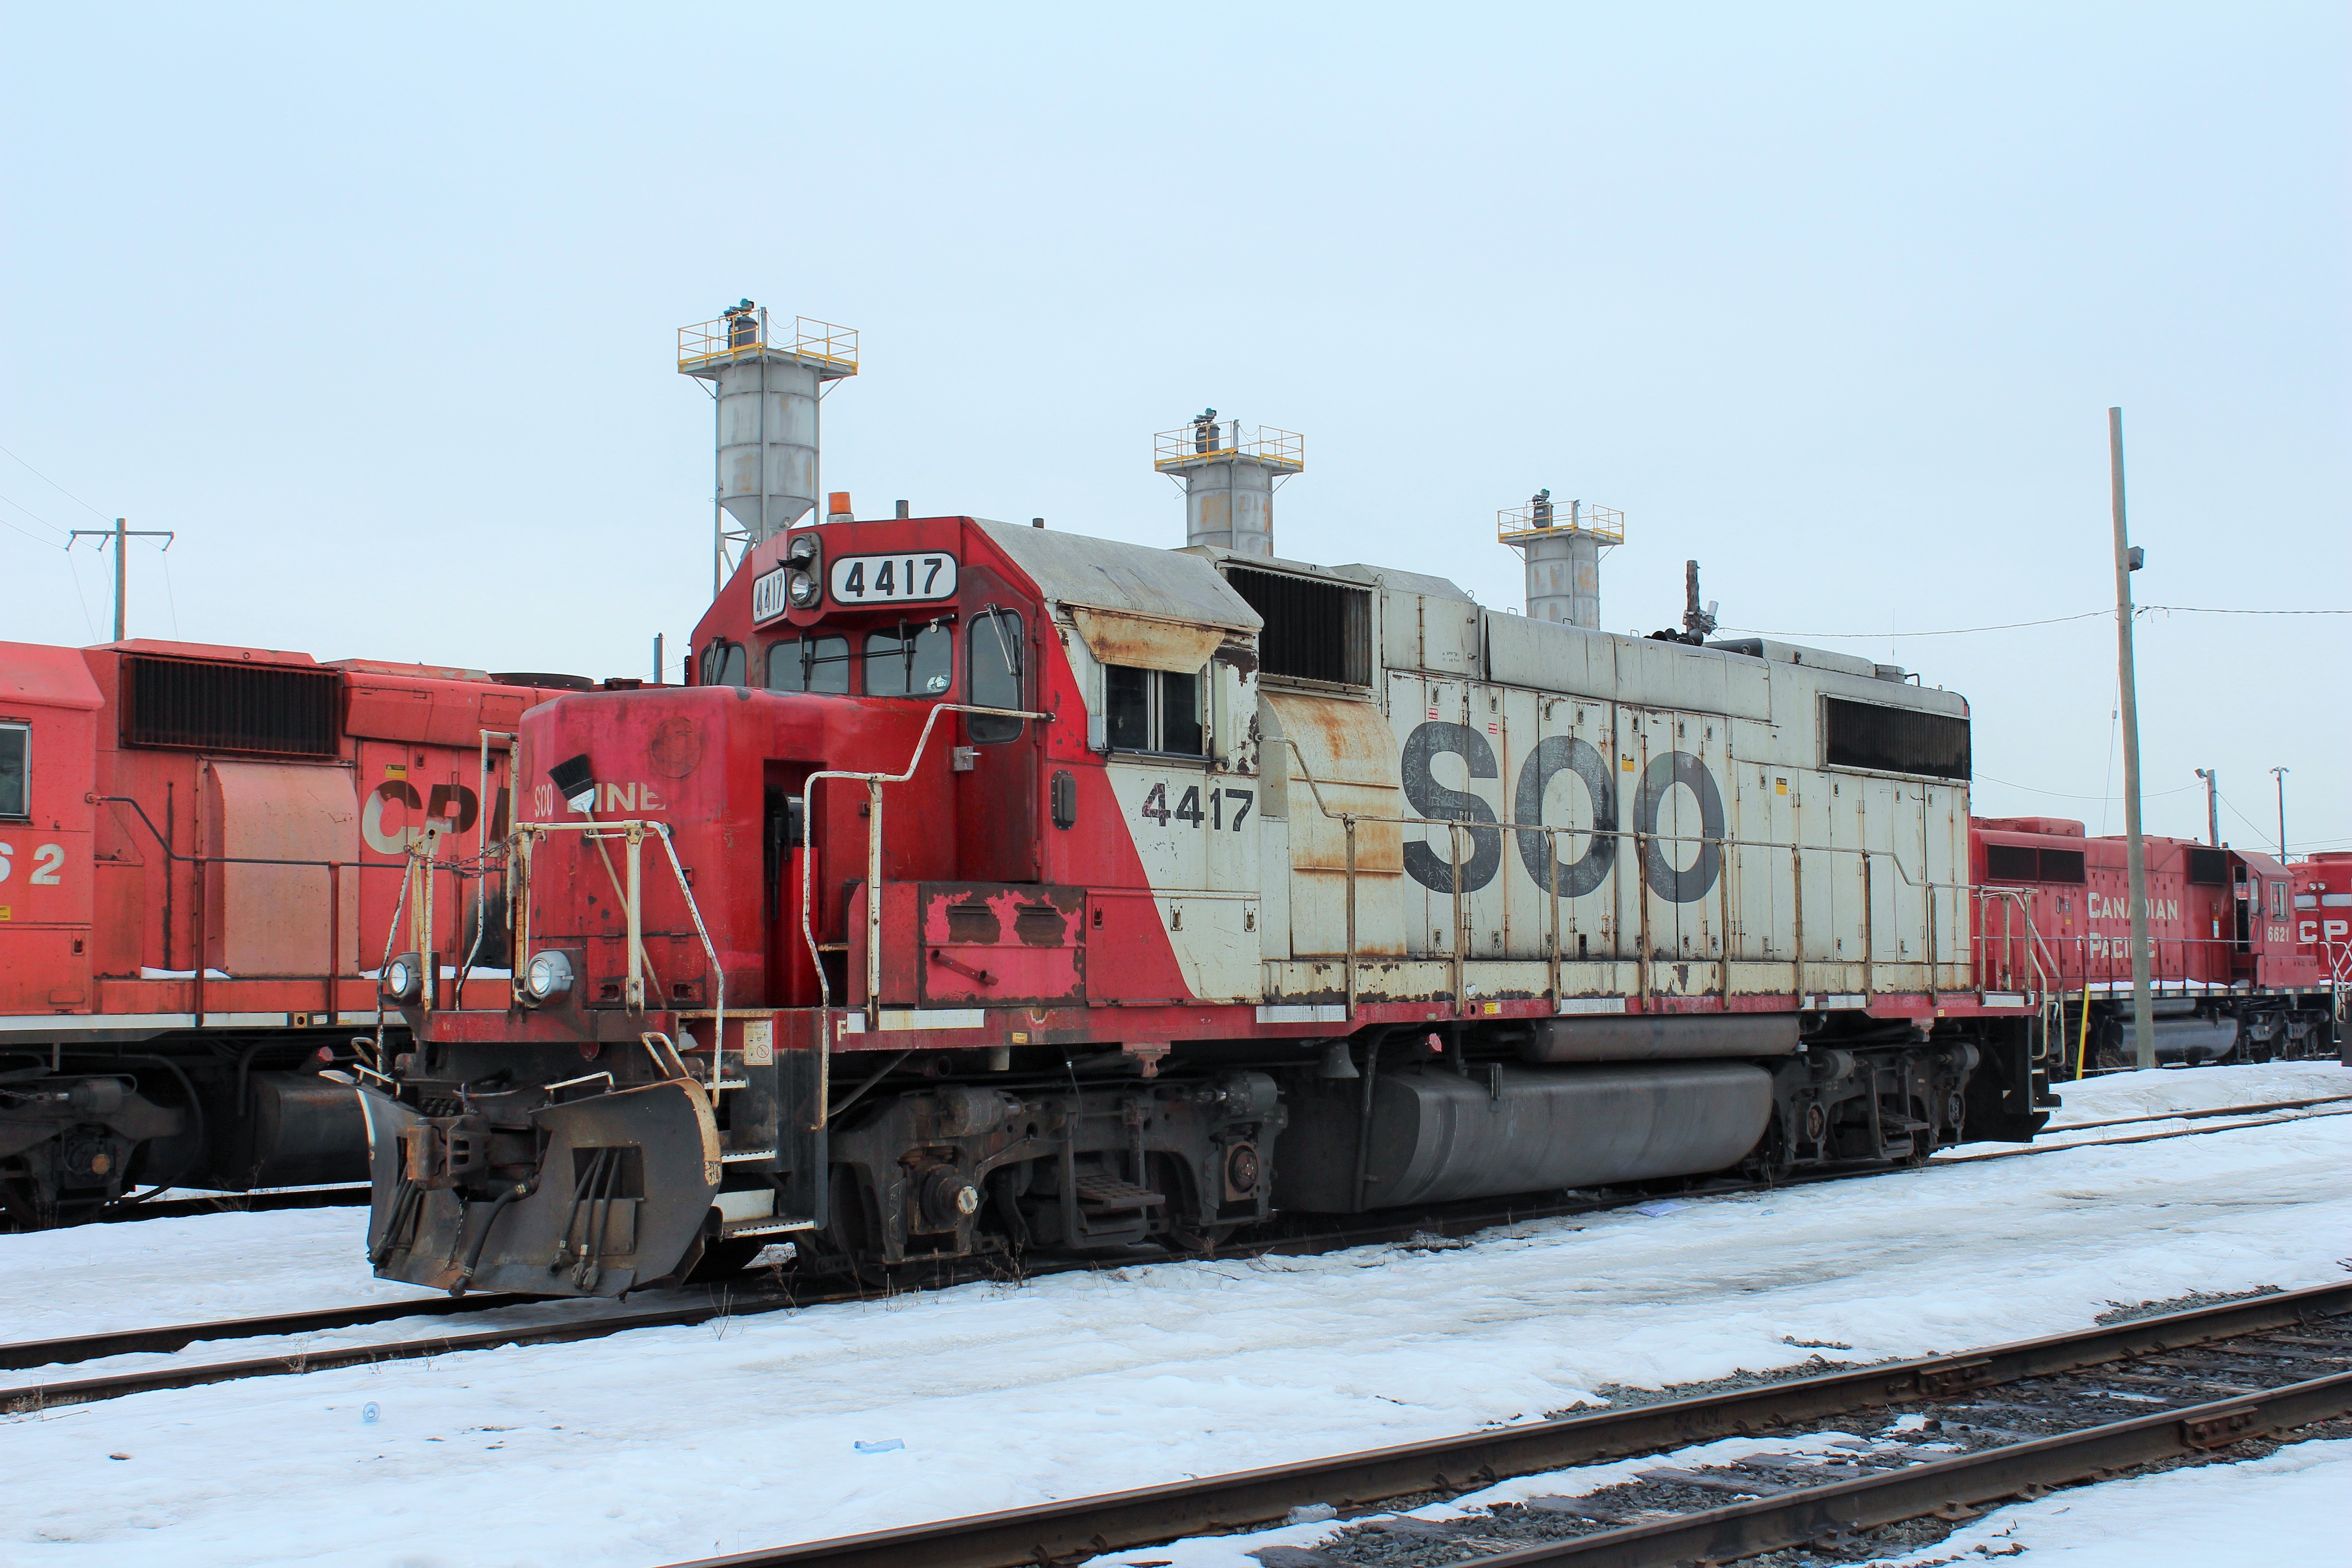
(4, 5, 2344, 853)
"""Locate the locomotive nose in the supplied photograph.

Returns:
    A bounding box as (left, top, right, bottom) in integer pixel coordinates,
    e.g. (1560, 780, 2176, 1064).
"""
(359, 1077, 722, 1297)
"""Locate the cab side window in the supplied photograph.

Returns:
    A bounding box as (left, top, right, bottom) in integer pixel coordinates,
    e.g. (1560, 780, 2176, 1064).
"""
(0, 722, 25, 819)
(1101, 666, 1204, 755)
(767, 636, 850, 694)
(968, 610, 1024, 743)
(700, 639, 747, 689)
(2270, 881, 2288, 920)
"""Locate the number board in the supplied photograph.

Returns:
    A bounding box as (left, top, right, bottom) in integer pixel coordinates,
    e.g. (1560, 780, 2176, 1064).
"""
(829, 553, 957, 606)
(750, 565, 791, 624)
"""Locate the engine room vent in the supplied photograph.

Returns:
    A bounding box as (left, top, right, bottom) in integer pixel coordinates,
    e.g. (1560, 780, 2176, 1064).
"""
(2186, 847, 2230, 886)
(1224, 567, 1372, 688)
(1822, 697, 1970, 781)
(1982, 843, 2082, 883)
(121, 655, 341, 759)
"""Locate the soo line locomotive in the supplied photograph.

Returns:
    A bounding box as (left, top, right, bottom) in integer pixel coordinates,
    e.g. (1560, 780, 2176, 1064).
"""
(1, 303, 2340, 1262)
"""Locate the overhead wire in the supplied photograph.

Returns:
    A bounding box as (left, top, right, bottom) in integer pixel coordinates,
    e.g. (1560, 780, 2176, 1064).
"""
(0, 440, 111, 520)
(1722, 604, 2350, 641)
(1974, 771, 2200, 803)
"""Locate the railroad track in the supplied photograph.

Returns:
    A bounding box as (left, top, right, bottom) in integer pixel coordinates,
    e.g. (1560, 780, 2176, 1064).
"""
(5, 1093, 2344, 1413)
(656, 1282, 2352, 1568)
(0, 1183, 372, 1235)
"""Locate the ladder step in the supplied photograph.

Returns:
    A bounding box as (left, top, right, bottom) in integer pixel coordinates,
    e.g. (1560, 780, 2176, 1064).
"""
(720, 1216, 810, 1238)
(712, 1078, 750, 1091)
(720, 1148, 778, 1164)
(1073, 1175, 1164, 1212)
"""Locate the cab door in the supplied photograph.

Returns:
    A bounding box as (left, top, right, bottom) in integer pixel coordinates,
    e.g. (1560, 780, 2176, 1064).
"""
(956, 596, 1039, 882)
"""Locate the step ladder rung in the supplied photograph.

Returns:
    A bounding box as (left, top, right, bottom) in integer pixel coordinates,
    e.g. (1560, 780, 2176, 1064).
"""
(720, 1147, 779, 1163)
(720, 1216, 808, 1238)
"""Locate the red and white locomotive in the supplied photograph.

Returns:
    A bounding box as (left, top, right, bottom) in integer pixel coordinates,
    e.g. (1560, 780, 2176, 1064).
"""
(358, 308, 2067, 1296)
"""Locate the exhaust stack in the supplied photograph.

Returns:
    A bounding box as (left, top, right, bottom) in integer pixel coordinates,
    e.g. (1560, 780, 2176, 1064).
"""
(1155, 412, 1304, 559)
(1499, 491, 1622, 628)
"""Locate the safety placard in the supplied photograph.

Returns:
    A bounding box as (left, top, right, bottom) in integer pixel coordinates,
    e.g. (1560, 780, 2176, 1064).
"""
(828, 552, 957, 605)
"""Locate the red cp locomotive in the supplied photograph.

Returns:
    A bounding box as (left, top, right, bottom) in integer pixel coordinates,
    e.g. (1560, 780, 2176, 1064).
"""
(0, 637, 592, 1220)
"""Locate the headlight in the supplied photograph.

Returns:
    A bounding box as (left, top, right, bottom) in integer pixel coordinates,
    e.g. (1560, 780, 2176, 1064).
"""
(382, 952, 423, 1004)
(785, 532, 820, 569)
(787, 569, 820, 607)
(523, 950, 575, 1004)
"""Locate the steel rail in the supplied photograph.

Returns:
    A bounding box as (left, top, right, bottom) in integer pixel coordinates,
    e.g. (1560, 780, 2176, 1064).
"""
(0, 1290, 535, 1372)
(5, 1095, 2342, 1396)
(0, 1183, 372, 1234)
(652, 1283, 2352, 1568)
(1457, 1371, 2352, 1567)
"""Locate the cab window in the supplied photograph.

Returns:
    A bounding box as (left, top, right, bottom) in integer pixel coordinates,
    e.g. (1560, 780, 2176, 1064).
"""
(862, 624, 952, 697)
(968, 610, 1024, 743)
(699, 639, 747, 688)
(2270, 881, 2288, 920)
(1102, 666, 1204, 755)
(0, 722, 25, 819)
(766, 635, 851, 694)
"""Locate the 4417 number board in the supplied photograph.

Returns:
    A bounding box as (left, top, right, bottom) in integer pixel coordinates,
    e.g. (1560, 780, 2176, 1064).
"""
(829, 552, 958, 605)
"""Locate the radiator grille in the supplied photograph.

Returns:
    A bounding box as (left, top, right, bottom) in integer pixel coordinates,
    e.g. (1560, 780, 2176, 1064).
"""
(1224, 568, 1372, 687)
(122, 655, 342, 758)
(1985, 843, 2086, 883)
(1823, 697, 1970, 781)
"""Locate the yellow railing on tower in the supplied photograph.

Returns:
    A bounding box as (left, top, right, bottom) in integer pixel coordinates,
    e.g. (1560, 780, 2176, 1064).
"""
(1497, 500, 1623, 546)
(677, 314, 860, 373)
(1153, 423, 1305, 472)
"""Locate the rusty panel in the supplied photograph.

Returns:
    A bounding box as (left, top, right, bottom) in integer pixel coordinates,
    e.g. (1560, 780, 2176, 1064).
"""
(1264, 690, 1403, 957)
(1066, 607, 1225, 675)
(917, 882, 1085, 1005)
(203, 760, 359, 977)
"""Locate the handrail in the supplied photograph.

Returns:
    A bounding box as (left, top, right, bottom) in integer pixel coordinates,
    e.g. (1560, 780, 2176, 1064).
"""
(799, 701, 1052, 1126)
(490, 817, 730, 1095)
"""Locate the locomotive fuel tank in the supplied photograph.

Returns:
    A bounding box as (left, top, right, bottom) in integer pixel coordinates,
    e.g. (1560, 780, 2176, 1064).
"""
(1276, 1058, 1775, 1211)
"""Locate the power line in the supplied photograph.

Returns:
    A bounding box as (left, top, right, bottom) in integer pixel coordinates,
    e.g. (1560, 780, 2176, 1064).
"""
(1720, 610, 2110, 640)
(0, 440, 111, 521)
(0, 490, 70, 545)
(1975, 770, 2200, 803)
(2142, 604, 2352, 617)
(1722, 603, 2350, 641)
(2217, 789, 2274, 847)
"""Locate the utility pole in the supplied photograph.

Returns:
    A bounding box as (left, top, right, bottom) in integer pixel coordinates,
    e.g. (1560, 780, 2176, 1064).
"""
(2195, 768, 2220, 846)
(2108, 409, 2155, 1071)
(2272, 766, 2289, 861)
(66, 518, 175, 642)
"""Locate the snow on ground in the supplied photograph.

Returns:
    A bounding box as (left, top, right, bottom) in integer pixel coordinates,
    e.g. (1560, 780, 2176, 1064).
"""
(1866, 1437, 2352, 1567)
(2039, 1058, 2348, 1128)
(1138, 1432, 2352, 1567)
(2, 1064, 2347, 1568)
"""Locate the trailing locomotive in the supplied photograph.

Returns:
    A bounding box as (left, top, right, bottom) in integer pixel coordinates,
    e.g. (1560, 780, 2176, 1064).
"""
(1974, 819, 2338, 1073)
(357, 308, 2066, 1297)
(0, 638, 593, 1221)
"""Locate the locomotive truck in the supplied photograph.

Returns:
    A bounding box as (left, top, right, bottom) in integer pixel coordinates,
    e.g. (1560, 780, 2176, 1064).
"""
(357, 309, 2068, 1297)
